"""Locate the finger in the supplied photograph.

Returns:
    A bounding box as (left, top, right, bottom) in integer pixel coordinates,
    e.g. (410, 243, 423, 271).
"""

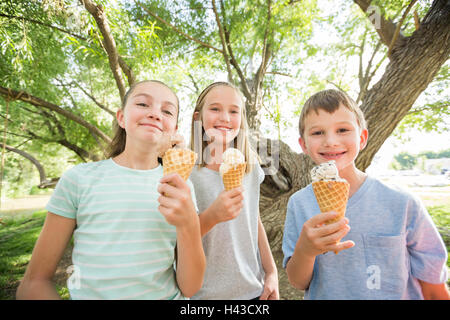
(157, 132, 173, 157)
(314, 217, 349, 238)
(157, 193, 173, 208)
(171, 134, 185, 148)
(160, 172, 186, 188)
(158, 180, 182, 198)
(329, 240, 355, 253)
(320, 224, 351, 246)
(259, 288, 270, 300)
(307, 211, 340, 227)
(224, 186, 244, 198)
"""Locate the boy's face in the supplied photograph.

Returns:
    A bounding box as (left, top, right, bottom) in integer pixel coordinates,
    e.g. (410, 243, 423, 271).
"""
(299, 104, 368, 172)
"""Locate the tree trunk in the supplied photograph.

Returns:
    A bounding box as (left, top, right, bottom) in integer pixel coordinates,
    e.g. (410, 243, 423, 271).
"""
(356, 0, 450, 170)
(259, 0, 450, 299)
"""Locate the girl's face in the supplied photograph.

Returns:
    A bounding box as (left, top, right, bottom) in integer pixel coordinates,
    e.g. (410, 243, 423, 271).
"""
(199, 86, 242, 148)
(117, 82, 178, 146)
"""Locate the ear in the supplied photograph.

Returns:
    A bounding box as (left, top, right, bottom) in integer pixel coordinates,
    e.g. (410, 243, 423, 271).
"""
(193, 111, 200, 121)
(359, 128, 369, 150)
(298, 136, 309, 154)
(116, 109, 125, 129)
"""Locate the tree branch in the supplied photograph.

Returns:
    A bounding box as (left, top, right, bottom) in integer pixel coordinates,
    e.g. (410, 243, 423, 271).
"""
(219, 0, 252, 101)
(387, 0, 418, 57)
(81, 0, 127, 101)
(2, 143, 47, 184)
(0, 13, 87, 42)
(353, 0, 405, 48)
(212, 0, 234, 83)
(0, 86, 111, 144)
(135, 0, 223, 54)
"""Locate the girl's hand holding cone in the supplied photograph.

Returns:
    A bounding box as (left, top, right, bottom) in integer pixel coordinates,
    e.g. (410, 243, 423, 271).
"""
(210, 187, 244, 223)
(157, 173, 198, 229)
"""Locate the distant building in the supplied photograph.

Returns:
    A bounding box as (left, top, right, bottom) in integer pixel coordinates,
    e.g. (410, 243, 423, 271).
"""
(424, 158, 450, 175)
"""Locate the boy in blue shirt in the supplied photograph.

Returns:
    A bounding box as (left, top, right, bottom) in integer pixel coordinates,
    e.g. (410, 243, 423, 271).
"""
(282, 89, 449, 299)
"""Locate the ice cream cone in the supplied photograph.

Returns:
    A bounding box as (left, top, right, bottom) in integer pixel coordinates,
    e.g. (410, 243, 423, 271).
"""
(312, 180, 350, 224)
(162, 148, 197, 181)
(222, 163, 246, 191)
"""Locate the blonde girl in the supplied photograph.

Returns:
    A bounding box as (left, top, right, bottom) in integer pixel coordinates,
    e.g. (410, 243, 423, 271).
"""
(189, 81, 279, 300)
(17, 80, 205, 300)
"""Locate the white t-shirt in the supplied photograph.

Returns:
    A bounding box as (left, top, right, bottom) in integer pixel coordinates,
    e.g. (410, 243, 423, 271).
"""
(189, 163, 266, 299)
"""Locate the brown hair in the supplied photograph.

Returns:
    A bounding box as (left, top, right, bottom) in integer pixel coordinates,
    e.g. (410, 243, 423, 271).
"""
(106, 80, 180, 159)
(189, 82, 257, 173)
(298, 89, 366, 137)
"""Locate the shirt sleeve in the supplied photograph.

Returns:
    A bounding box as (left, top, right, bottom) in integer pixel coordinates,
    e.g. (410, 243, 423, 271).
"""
(45, 167, 79, 219)
(282, 195, 302, 268)
(186, 179, 199, 214)
(406, 195, 448, 284)
(257, 163, 265, 185)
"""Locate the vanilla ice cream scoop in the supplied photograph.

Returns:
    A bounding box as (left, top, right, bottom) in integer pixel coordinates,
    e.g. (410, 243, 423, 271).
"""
(219, 148, 245, 176)
(310, 160, 345, 182)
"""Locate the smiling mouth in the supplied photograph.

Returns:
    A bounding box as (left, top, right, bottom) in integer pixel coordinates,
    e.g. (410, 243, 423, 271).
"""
(320, 151, 346, 159)
(214, 126, 232, 132)
(140, 123, 162, 131)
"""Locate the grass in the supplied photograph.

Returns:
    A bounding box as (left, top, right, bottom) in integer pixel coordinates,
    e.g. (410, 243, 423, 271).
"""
(0, 210, 70, 300)
(0, 204, 449, 300)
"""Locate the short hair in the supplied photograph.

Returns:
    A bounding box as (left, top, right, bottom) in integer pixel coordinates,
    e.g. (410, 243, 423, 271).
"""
(298, 89, 367, 137)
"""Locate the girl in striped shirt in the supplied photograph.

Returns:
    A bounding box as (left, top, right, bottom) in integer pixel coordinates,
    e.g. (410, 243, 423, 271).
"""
(16, 80, 205, 300)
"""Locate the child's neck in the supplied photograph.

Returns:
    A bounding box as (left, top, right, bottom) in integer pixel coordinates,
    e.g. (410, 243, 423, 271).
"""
(338, 164, 367, 198)
(113, 144, 159, 170)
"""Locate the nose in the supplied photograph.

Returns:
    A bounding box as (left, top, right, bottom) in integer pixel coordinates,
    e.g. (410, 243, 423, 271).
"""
(324, 132, 339, 146)
(146, 106, 161, 121)
(219, 110, 230, 122)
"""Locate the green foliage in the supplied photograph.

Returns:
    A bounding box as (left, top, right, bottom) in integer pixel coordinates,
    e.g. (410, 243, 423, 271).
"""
(389, 148, 450, 171)
(390, 151, 417, 170)
(0, 0, 448, 198)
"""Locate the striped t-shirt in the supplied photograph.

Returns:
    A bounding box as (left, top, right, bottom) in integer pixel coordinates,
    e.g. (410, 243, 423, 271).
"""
(46, 159, 195, 300)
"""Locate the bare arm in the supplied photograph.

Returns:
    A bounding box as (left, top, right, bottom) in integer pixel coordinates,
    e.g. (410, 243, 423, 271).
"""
(419, 280, 450, 300)
(158, 173, 206, 298)
(257, 215, 279, 300)
(16, 212, 76, 300)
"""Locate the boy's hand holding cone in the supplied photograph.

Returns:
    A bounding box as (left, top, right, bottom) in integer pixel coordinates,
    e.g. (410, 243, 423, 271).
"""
(311, 161, 350, 254)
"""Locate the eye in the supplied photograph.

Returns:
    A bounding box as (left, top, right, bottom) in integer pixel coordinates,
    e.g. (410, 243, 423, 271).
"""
(163, 110, 174, 116)
(137, 103, 148, 108)
(337, 128, 350, 133)
(311, 130, 324, 136)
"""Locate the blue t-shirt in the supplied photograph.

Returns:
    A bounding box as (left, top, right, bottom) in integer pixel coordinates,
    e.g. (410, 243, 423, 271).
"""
(282, 176, 448, 300)
(46, 159, 197, 300)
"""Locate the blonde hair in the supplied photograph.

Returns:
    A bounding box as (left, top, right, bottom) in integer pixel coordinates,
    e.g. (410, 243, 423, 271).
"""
(189, 82, 257, 173)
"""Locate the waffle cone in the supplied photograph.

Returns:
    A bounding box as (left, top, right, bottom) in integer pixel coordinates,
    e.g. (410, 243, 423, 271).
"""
(312, 180, 349, 224)
(162, 148, 197, 181)
(222, 163, 246, 190)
